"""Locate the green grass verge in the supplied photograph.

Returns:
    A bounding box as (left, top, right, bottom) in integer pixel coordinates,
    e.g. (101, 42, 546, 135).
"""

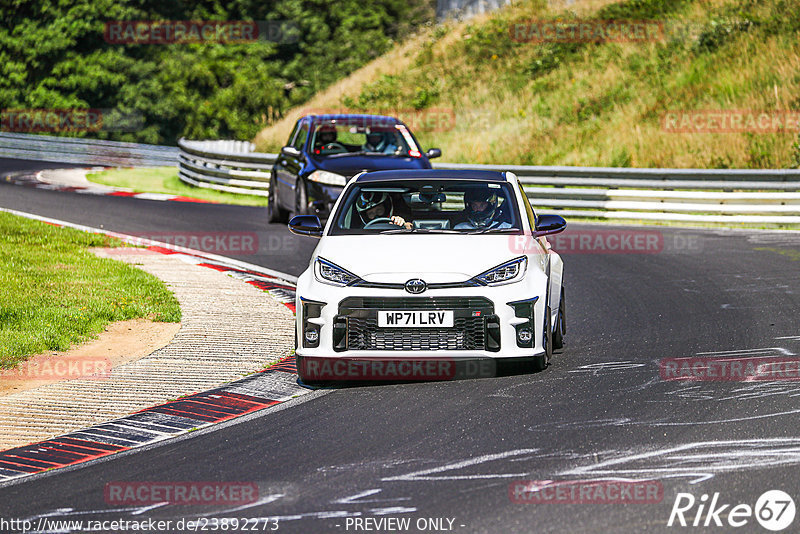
(0, 212, 181, 369)
(87, 167, 269, 207)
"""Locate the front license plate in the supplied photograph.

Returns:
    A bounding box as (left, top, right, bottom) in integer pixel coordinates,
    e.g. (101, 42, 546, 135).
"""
(378, 310, 454, 328)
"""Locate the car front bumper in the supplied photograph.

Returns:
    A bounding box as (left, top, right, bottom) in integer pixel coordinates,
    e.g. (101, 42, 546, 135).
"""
(295, 270, 550, 367)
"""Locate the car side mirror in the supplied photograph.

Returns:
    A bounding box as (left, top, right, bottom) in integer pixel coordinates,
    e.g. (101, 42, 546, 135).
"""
(534, 214, 567, 237)
(426, 148, 442, 159)
(288, 215, 323, 238)
(281, 145, 301, 158)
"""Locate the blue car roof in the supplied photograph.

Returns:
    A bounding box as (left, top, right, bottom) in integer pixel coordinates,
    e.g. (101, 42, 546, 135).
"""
(306, 114, 401, 124)
(355, 169, 507, 182)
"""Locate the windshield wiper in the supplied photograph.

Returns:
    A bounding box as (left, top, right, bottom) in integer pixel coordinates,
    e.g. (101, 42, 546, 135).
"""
(465, 227, 520, 234)
(326, 150, 395, 158)
(380, 227, 429, 234)
(325, 151, 362, 158)
(380, 227, 459, 234)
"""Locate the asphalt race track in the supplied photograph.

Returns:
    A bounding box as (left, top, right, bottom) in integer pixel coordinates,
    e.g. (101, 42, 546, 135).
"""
(2, 157, 800, 533)
(0, 158, 318, 275)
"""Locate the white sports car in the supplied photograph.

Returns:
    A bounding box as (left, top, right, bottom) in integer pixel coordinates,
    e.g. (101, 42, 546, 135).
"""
(288, 169, 566, 383)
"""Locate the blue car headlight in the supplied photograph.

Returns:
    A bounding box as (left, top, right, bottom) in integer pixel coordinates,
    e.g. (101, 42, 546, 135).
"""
(474, 257, 527, 285)
(315, 257, 361, 286)
(308, 170, 348, 186)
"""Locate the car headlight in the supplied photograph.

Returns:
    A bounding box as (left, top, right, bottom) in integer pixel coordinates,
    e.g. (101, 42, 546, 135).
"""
(315, 257, 361, 286)
(474, 257, 527, 285)
(308, 170, 348, 186)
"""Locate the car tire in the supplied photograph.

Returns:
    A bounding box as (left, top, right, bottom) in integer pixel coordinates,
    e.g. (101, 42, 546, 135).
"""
(267, 173, 289, 223)
(553, 287, 565, 350)
(294, 178, 308, 217)
(532, 305, 553, 372)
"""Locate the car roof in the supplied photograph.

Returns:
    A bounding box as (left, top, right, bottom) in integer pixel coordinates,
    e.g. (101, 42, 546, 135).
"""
(305, 114, 401, 124)
(355, 169, 507, 182)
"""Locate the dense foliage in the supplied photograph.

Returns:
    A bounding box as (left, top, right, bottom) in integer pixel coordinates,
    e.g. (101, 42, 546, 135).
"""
(0, 0, 434, 143)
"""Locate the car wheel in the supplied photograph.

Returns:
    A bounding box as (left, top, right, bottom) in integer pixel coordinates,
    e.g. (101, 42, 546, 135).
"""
(532, 305, 553, 372)
(267, 173, 289, 223)
(553, 287, 565, 350)
(294, 178, 308, 217)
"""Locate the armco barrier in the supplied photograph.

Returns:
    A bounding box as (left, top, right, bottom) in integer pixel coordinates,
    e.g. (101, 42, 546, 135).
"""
(177, 138, 273, 197)
(177, 139, 800, 223)
(435, 161, 800, 223)
(7, 133, 800, 223)
(0, 132, 177, 167)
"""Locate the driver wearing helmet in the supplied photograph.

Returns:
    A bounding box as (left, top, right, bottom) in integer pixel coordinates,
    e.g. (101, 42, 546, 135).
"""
(454, 187, 511, 230)
(314, 124, 339, 152)
(356, 191, 411, 229)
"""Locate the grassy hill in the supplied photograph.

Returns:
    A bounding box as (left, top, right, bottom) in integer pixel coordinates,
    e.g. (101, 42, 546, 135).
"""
(254, 0, 800, 169)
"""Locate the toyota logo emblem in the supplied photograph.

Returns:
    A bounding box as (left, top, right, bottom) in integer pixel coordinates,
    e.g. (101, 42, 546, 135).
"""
(405, 279, 427, 294)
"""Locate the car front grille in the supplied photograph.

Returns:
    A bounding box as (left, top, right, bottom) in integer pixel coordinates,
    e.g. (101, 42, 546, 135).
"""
(337, 297, 493, 351)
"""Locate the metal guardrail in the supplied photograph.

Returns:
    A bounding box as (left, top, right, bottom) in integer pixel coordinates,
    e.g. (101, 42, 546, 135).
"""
(0, 132, 177, 167)
(177, 138, 275, 197)
(177, 138, 800, 223)
(8, 134, 800, 223)
(436, 0, 512, 20)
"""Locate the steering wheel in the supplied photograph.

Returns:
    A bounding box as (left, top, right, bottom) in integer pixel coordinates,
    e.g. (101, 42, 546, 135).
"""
(363, 217, 394, 229)
(321, 142, 347, 152)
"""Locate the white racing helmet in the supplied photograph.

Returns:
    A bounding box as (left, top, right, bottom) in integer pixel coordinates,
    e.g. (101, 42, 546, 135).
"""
(356, 191, 393, 223)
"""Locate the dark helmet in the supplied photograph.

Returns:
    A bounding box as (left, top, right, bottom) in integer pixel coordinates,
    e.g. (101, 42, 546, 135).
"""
(356, 191, 392, 223)
(464, 187, 499, 227)
(316, 124, 338, 145)
(365, 130, 384, 148)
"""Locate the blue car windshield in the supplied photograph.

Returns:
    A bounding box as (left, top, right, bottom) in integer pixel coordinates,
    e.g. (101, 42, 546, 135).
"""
(329, 180, 523, 235)
(309, 120, 418, 158)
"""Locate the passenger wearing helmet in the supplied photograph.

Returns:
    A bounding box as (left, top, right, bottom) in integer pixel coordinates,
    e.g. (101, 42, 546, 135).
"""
(363, 130, 395, 154)
(454, 187, 511, 229)
(355, 191, 411, 229)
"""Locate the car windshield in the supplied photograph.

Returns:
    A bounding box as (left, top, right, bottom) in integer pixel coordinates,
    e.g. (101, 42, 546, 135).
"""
(329, 180, 523, 235)
(309, 119, 418, 158)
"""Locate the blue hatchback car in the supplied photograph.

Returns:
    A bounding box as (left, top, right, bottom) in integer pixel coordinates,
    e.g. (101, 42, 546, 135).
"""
(268, 114, 441, 222)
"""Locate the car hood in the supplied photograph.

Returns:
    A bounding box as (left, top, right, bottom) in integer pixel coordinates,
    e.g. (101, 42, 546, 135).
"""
(315, 155, 429, 177)
(312, 235, 533, 283)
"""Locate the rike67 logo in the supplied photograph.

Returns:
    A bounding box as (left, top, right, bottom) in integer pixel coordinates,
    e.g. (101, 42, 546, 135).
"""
(668, 490, 796, 531)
